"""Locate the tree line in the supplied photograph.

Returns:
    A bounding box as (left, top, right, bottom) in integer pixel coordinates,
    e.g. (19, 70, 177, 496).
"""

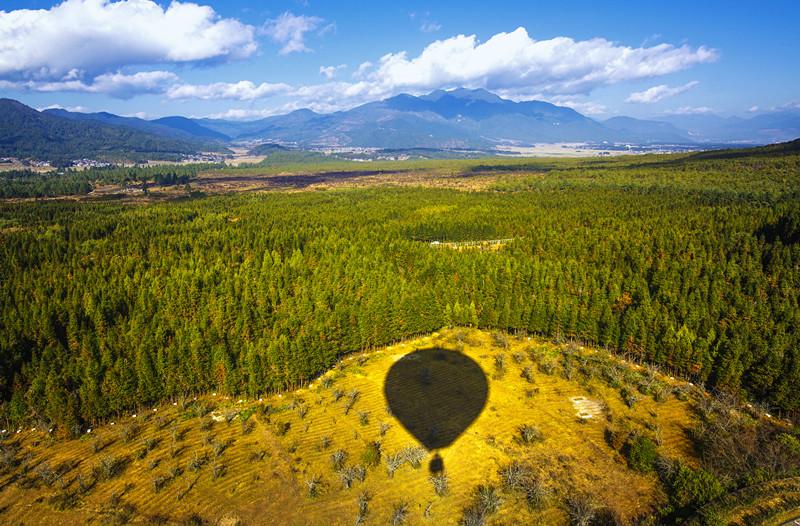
(0, 164, 217, 198)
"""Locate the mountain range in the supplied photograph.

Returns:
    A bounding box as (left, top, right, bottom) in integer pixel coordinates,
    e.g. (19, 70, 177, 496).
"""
(1, 89, 799, 162)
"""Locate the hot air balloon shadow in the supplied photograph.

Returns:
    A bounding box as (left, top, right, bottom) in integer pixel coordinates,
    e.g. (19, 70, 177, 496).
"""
(384, 348, 489, 473)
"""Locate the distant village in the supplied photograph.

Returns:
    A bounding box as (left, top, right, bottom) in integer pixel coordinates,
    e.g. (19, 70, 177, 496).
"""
(0, 152, 228, 170)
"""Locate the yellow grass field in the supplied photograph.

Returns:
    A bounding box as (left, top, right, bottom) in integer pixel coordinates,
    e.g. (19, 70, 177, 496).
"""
(0, 329, 700, 525)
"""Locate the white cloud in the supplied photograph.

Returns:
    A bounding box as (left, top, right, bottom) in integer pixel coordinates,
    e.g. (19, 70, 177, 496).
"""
(205, 108, 276, 120)
(625, 80, 699, 104)
(666, 106, 715, 115)
(4, 70, 178, 98)
(87, 71, 178, 98)
(36, 103, 90, 113)
(356, 28, 716, 97)
(6, 72, 289, 101)
(319, 64, 347, 80)
(261, 12, 324, 54)
(167, 80, 291, 101)
(420, 21, 442, 33)
(0, 0, 257, 81)
(353, 62, 374, 79)
(544, 96, 609, 115)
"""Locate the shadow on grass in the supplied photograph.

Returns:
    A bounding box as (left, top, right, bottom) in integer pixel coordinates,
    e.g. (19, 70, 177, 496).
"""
(384, 348, 488, 472)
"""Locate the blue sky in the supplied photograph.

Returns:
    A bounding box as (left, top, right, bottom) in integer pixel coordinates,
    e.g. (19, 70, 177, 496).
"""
(0, 0, 797, 120)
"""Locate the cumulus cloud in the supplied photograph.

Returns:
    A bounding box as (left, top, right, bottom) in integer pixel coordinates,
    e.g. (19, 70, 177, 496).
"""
(0, 0, 257, 81)
(356, 28, 716, 97)
(353, 62, 374, 79)
(167, 80, 291, 101)
(319, 64, 347, 80)
(625, 80, 699, 104)
(261, 12, 324, 54)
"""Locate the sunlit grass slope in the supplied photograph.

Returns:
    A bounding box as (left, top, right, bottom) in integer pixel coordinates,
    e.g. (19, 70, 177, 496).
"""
(0, 329, 703, 525)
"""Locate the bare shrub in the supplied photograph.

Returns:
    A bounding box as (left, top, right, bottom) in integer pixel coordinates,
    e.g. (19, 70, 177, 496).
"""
(538, 359, 556, 375)
(169, 464, 183, 479)
(211, 462, 226, 480)
(385, 452, 403, 478)
(306, 474, 322, 498)
(566, 492, 597, 526)
(330, 449, 348, 472)
(493, 355, 506, 378)
(491, 331, 509, 350)
(120, 422, 139, 443)
(35, 462, 57, 486)
(152, 475, 168, 493)
(521, 366, 535, 383)
(91, 437, 106, 454)
(192, 400, 213, 418)
(93, 455, 126, 481)
(187, 451, 206, 472)
(275, 421, 290, 436)
(651, 381, 670, 402)
(475, 484, 502, 515)
(517, 424, 543, 445)
(621, 387, 639, 408)
(390, 502, 409, 526)
(430, 471, 449, 496)
(459, 484, 502, 526)
(354, 490, 371, 526)
(499, 461, 549, 509)
(401, 446, 426, 468)
(344, 389, 360, 415)
(248, 449, 267, 463)
(340, 465, 366, 489)
(240, 419, 255, 435)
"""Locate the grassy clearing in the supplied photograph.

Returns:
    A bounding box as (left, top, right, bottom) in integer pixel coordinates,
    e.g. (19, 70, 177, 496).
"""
(0, 329, 741, 524)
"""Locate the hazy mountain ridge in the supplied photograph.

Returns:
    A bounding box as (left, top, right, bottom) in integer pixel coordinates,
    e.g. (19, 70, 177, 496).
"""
(2, 89, 799, 161)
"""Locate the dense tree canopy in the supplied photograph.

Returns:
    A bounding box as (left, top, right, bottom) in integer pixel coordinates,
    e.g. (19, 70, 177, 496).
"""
(1, 152, 798, 431)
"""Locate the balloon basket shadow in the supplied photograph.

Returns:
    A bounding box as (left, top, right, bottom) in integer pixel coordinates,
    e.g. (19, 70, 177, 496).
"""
(429, 453, 444, 474)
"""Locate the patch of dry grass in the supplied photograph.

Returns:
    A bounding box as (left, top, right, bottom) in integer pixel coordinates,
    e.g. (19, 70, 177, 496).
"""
(0, 329, 698, 525)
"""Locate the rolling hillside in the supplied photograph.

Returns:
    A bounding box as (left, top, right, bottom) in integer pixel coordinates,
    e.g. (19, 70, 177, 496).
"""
(0, 99, 224, 163)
